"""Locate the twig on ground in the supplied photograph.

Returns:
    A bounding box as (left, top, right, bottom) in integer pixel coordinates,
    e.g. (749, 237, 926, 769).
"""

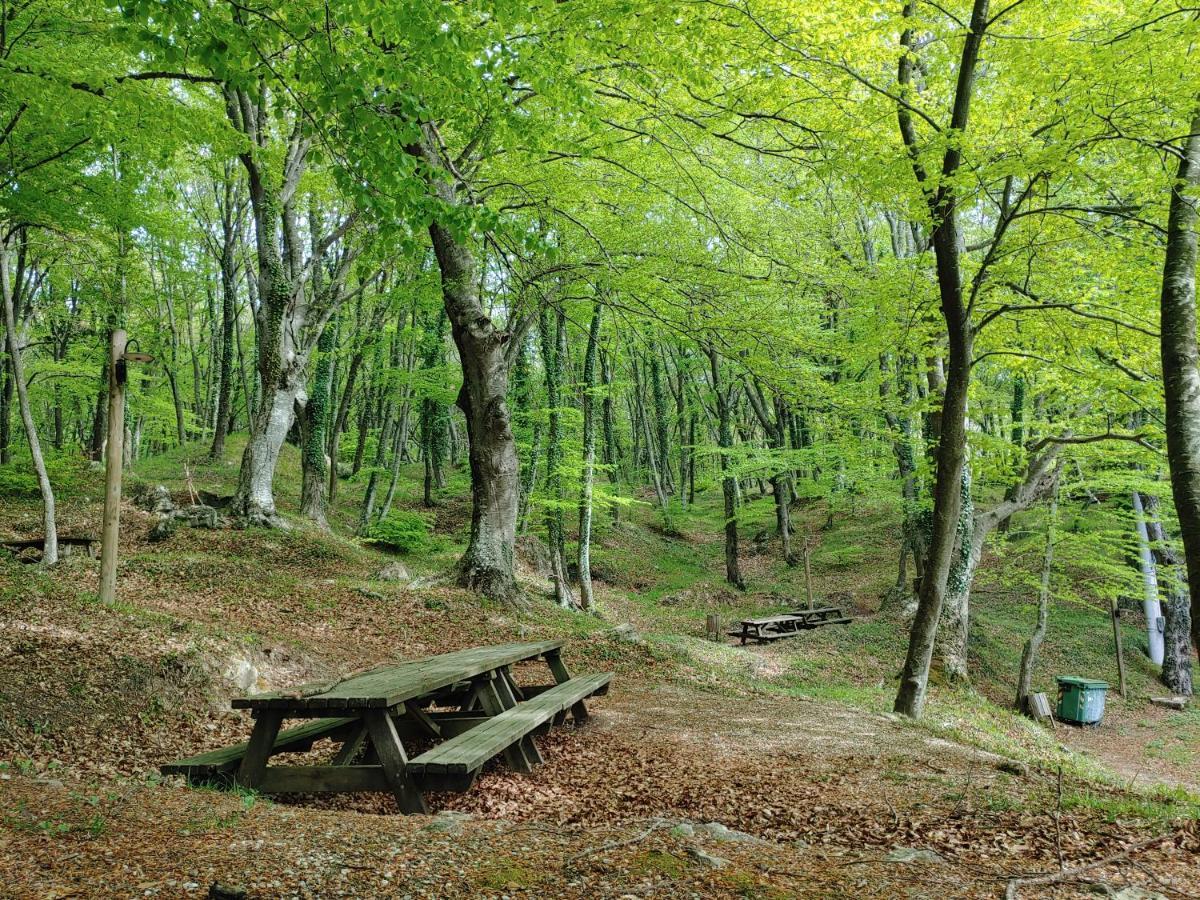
(564, 818, 668, 867)
(1004, 834, 1176, 900)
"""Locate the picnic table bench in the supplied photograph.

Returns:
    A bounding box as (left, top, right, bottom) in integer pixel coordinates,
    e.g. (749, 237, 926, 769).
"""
(162, 641, 610, 813)
(728, 606, 852, 645)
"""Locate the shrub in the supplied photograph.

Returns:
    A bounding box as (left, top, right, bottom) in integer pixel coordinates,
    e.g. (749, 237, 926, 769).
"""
(364, 510, 431, 554)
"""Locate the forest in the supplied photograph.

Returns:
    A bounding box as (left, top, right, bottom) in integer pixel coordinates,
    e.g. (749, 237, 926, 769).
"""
(2, 1, 1200, 897)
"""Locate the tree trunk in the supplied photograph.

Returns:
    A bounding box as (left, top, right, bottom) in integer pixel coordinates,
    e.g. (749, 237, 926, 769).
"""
(1, 240, 56, 564)
(416, 130, 521, 601)
(1159, 108, 1200, 660)
(1132, 492, 1166, 665)
(1143, 495, 1195, 696)
(540, 305, 576, 608)
(577, 302, 602, 611)
(707, 345, 744, 590)
(893, 0, 988, 719)
(300, 323, 334, 528)
(1016, 494, 1056, 713)
(211, 175, 239, 459)
(936, 467, 976, 681)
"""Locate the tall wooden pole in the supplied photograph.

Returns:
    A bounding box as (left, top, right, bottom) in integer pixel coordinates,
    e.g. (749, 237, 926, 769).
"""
(1111, 601, 1128, 699)
(803, 538, 814, 610)
(99, 330, 127, 605)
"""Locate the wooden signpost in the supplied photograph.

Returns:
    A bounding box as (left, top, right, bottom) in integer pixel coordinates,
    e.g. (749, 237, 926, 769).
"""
(1110, 601, 1128, 700)
(98, 330, 153, 605)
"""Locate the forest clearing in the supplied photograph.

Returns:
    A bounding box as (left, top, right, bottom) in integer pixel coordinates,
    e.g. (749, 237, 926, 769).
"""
(4, 1, 1200, 898)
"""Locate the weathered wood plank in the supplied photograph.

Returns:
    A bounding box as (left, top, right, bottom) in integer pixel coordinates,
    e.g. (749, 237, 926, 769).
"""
(408, 673, 612, 779)
(257, 765, 392, 793)
(232, 641, 564, 711)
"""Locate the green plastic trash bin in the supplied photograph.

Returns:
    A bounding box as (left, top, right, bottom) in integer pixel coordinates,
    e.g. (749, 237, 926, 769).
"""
(1055, 676, 1108, 725)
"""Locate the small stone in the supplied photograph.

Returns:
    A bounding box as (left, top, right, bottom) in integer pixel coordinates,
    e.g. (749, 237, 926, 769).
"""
(207, 883, 247, 900)
(996, 760, 1029, 777)
(376, 562, 411, 583)
(698, 822, 761, 844)
(1112, 889, 1168, 900)
(608, 623, 642, 644)
(886, 847, 945, 864)
(424, 811, 472, 834)
(685, 847, 728, 869)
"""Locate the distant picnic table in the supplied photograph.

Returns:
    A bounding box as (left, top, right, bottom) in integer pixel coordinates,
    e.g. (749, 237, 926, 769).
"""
(729, 606, 852, 645)
(162, 641, 611, 813)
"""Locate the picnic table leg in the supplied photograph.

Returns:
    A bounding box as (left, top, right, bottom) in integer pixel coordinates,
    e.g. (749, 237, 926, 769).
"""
(364, 709, 427, 814)
(475, 675, 535, 773)
(330, 720, 369, 766)
(493, 668, 543, 766)
(236, 710, 284, 790)
(544, 649, 589, 723)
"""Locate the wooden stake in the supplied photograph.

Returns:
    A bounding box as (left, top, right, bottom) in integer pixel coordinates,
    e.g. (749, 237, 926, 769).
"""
(802, 538, 814, 610)
(99, 329, 127, 605)
(1110, 601, 1128, 699)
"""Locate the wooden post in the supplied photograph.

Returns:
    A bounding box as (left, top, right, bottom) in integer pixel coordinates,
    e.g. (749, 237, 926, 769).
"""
(1111, 601, 1128, 699)
(99, 330, 128, 605)
(802, 538, 814, 610)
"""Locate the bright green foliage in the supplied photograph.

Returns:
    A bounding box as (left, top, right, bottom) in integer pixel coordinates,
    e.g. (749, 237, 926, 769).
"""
(364, 510, 432, 555)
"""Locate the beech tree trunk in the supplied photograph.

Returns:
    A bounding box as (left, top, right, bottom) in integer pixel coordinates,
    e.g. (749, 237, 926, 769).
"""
(707, 345, 745, 590)
(1143, 494, 1195, 695)
(577, 301, 602, 611)
(1, 237, 56, 564)
(300, 323, 334, 528)
(1159, 109, 1200, 660)
(893, 0, 988, 718)
(211, 168, 240, 460)
(415, 133, 520, 601)
(1132, 492, 1166, 665)
(1016, 493, 1056, 713)
(540, 305, 576, 608)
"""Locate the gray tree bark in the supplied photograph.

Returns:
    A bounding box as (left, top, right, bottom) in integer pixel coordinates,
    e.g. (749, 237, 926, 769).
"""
(1159, 109, 1200, 659)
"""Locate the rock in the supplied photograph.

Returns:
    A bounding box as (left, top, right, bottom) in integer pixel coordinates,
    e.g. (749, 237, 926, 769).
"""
(697, 822, 762, 844)
(886, 847, 945, 864)
(1112, 889, 1168, 900)
(356, 587, 385, 602)
(669, 823, 695, 838)
(138, 485, 175, 515)
(1149, 696, 1188, 710)
(995, 759, 1030, 777)
(375, 562, 410, 583)
(148, 516, 177, 543)
(175, 505, 222, 529)
(207, 883, 247, 900)
(515, 533, 552, 576)
(424, 811, 472, 834)
(224, 658, 260, 692)
(685, 847, 728, 869)
(607, 623, 642, 644)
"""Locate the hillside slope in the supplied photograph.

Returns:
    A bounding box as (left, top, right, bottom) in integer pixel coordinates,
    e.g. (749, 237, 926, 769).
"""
(1, 441, 1198, 898)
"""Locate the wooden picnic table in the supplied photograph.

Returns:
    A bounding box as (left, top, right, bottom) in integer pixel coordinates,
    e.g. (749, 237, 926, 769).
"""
(728, 606, 852, 645)
(162, 640, 611, 813)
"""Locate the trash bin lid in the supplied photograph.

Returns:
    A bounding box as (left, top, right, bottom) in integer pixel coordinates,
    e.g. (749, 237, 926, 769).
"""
(1056, 675, 1109, 689)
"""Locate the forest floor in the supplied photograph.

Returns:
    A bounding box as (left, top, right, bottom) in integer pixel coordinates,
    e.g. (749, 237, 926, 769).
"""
(1, 441, 1198, 898)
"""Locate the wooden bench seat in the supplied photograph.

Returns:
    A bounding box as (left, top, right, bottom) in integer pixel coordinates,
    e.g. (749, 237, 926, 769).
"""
(161, 716, 358, 781)
(407, 673, 611, 783)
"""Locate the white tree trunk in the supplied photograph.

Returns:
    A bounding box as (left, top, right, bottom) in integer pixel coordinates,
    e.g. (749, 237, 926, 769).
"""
(1132, 492, 1166, 665)
(1, 240, 56, 564)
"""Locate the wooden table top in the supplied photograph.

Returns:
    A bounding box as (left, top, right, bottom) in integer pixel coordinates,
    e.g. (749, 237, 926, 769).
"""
(232, 640, 564, 711)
